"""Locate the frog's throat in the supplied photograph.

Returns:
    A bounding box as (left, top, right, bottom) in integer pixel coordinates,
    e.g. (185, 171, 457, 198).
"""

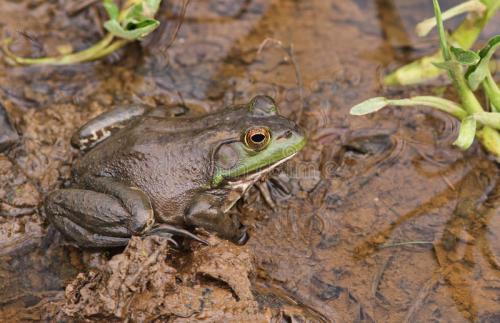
(221, 152, 297, 213)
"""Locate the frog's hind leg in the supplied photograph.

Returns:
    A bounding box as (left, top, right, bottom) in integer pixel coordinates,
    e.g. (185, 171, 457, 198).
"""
(45, 188, 149, 248)
(71, 104, 153, 151)
(85, 176, 208, 245)
(45, 176, 205, 248)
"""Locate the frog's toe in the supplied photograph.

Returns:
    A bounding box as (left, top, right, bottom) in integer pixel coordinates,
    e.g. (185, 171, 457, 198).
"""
(235, 228, 249, 245)
(52, 216, 130, 248)
(147, 224, 208, 245)
(145, 230, 179, 247)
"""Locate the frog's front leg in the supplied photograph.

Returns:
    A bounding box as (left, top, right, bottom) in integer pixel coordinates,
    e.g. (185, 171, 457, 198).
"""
(185, 193, 249, 245)
(45, 176, 156, 248)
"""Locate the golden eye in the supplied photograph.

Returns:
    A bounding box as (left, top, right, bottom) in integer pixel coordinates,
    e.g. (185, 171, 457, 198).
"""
(244, 127, 271, 151)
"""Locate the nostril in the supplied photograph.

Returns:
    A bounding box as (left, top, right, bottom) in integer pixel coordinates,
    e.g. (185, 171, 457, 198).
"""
(276, 130, 293, 141)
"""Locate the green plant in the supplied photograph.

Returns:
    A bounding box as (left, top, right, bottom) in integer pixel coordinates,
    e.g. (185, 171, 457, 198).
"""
(1, 0, 161, 65)
(384, 0, 499, 86)
(351, 0, 500, 159)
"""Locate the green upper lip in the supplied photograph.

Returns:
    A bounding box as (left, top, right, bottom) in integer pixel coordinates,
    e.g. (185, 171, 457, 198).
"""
(212, 133, 306, 187)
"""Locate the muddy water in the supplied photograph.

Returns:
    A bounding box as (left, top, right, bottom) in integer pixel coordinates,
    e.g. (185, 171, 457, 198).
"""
(0, 0, 499, 322)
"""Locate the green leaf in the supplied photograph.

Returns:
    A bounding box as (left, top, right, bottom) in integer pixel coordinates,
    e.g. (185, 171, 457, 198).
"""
(466, 35, 500, 90)
(143, 0, 161, 18)
(415, 0, 486, 37)
(350, 97, 388, 115)
(103, 0, 119, 20)
(104, 19, 160, 40)
(483, 74, 500, 112)
(453, 116, 477, 150)
(432, 61, 455, 71)
(450, 46, 480, 65)
(126, 3, 144, 20)
(350, 95, 469, 119)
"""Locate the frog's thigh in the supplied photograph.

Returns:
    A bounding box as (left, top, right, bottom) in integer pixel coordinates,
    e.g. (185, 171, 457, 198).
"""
(81, 176, 154, 234)
(46, 189, 137, 235)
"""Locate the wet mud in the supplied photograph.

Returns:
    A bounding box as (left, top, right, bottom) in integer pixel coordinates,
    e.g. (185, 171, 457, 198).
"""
(0, 0, 499, 322)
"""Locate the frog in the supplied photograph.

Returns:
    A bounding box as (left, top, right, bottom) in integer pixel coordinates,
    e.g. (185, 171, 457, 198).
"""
(44, 95, 306, 248)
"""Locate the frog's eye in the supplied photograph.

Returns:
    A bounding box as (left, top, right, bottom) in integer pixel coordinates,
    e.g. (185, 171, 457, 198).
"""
(244, 127, 271, 151)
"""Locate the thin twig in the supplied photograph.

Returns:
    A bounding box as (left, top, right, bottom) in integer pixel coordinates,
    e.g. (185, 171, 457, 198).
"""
(67, 0, 100, 16)
(160, 0, 191, 54)
(441, 174, 456, 191)
(17, 31, 43, 52)
(257, 38, 305, 123)
(288, 44, 305, 123)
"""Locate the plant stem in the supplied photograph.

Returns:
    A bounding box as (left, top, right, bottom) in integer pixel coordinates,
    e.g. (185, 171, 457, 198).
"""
(451, 63, 485, 114)
(432, 0, 485, 115)
(483, 73, 500, 112)
(3, 34, 115, 65)
(434, 0, 451, 61)
(91, 39, 130, 60)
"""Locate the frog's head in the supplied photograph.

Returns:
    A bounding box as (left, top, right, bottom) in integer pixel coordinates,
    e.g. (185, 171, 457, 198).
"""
(211, 95, 306, 188)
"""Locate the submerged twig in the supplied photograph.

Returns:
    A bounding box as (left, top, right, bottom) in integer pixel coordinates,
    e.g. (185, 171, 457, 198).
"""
(371, 255, 394, 298)
(403, 273, 442, 323)
(379, 240, 434, 249)
(159, 0, 191, 54)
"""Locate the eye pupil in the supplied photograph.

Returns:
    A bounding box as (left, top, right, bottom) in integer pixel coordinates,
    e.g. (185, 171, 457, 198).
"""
(251, 133, 265, 143)
(244, 127, 270, 150)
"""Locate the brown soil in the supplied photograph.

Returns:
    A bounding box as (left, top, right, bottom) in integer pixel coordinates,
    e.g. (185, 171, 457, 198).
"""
(0, 0, 499, 322)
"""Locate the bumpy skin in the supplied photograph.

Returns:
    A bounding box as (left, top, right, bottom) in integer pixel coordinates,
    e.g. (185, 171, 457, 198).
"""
(45, 96, 305, 248)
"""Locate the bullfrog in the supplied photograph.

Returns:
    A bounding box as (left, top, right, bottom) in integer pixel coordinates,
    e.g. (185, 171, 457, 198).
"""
(44, 95, 306, 248)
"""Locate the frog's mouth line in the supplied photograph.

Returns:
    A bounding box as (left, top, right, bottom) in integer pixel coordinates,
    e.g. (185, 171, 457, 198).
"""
(225, 152, 297, 190)
(222, 152, 297, 212)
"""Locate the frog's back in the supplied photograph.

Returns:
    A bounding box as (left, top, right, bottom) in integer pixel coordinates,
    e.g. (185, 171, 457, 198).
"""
(73, 116, 213, 220)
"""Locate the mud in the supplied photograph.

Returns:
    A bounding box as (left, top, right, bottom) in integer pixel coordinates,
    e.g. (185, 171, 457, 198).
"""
(0, 0, 499, 322)
(61, 236, 272, 322)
